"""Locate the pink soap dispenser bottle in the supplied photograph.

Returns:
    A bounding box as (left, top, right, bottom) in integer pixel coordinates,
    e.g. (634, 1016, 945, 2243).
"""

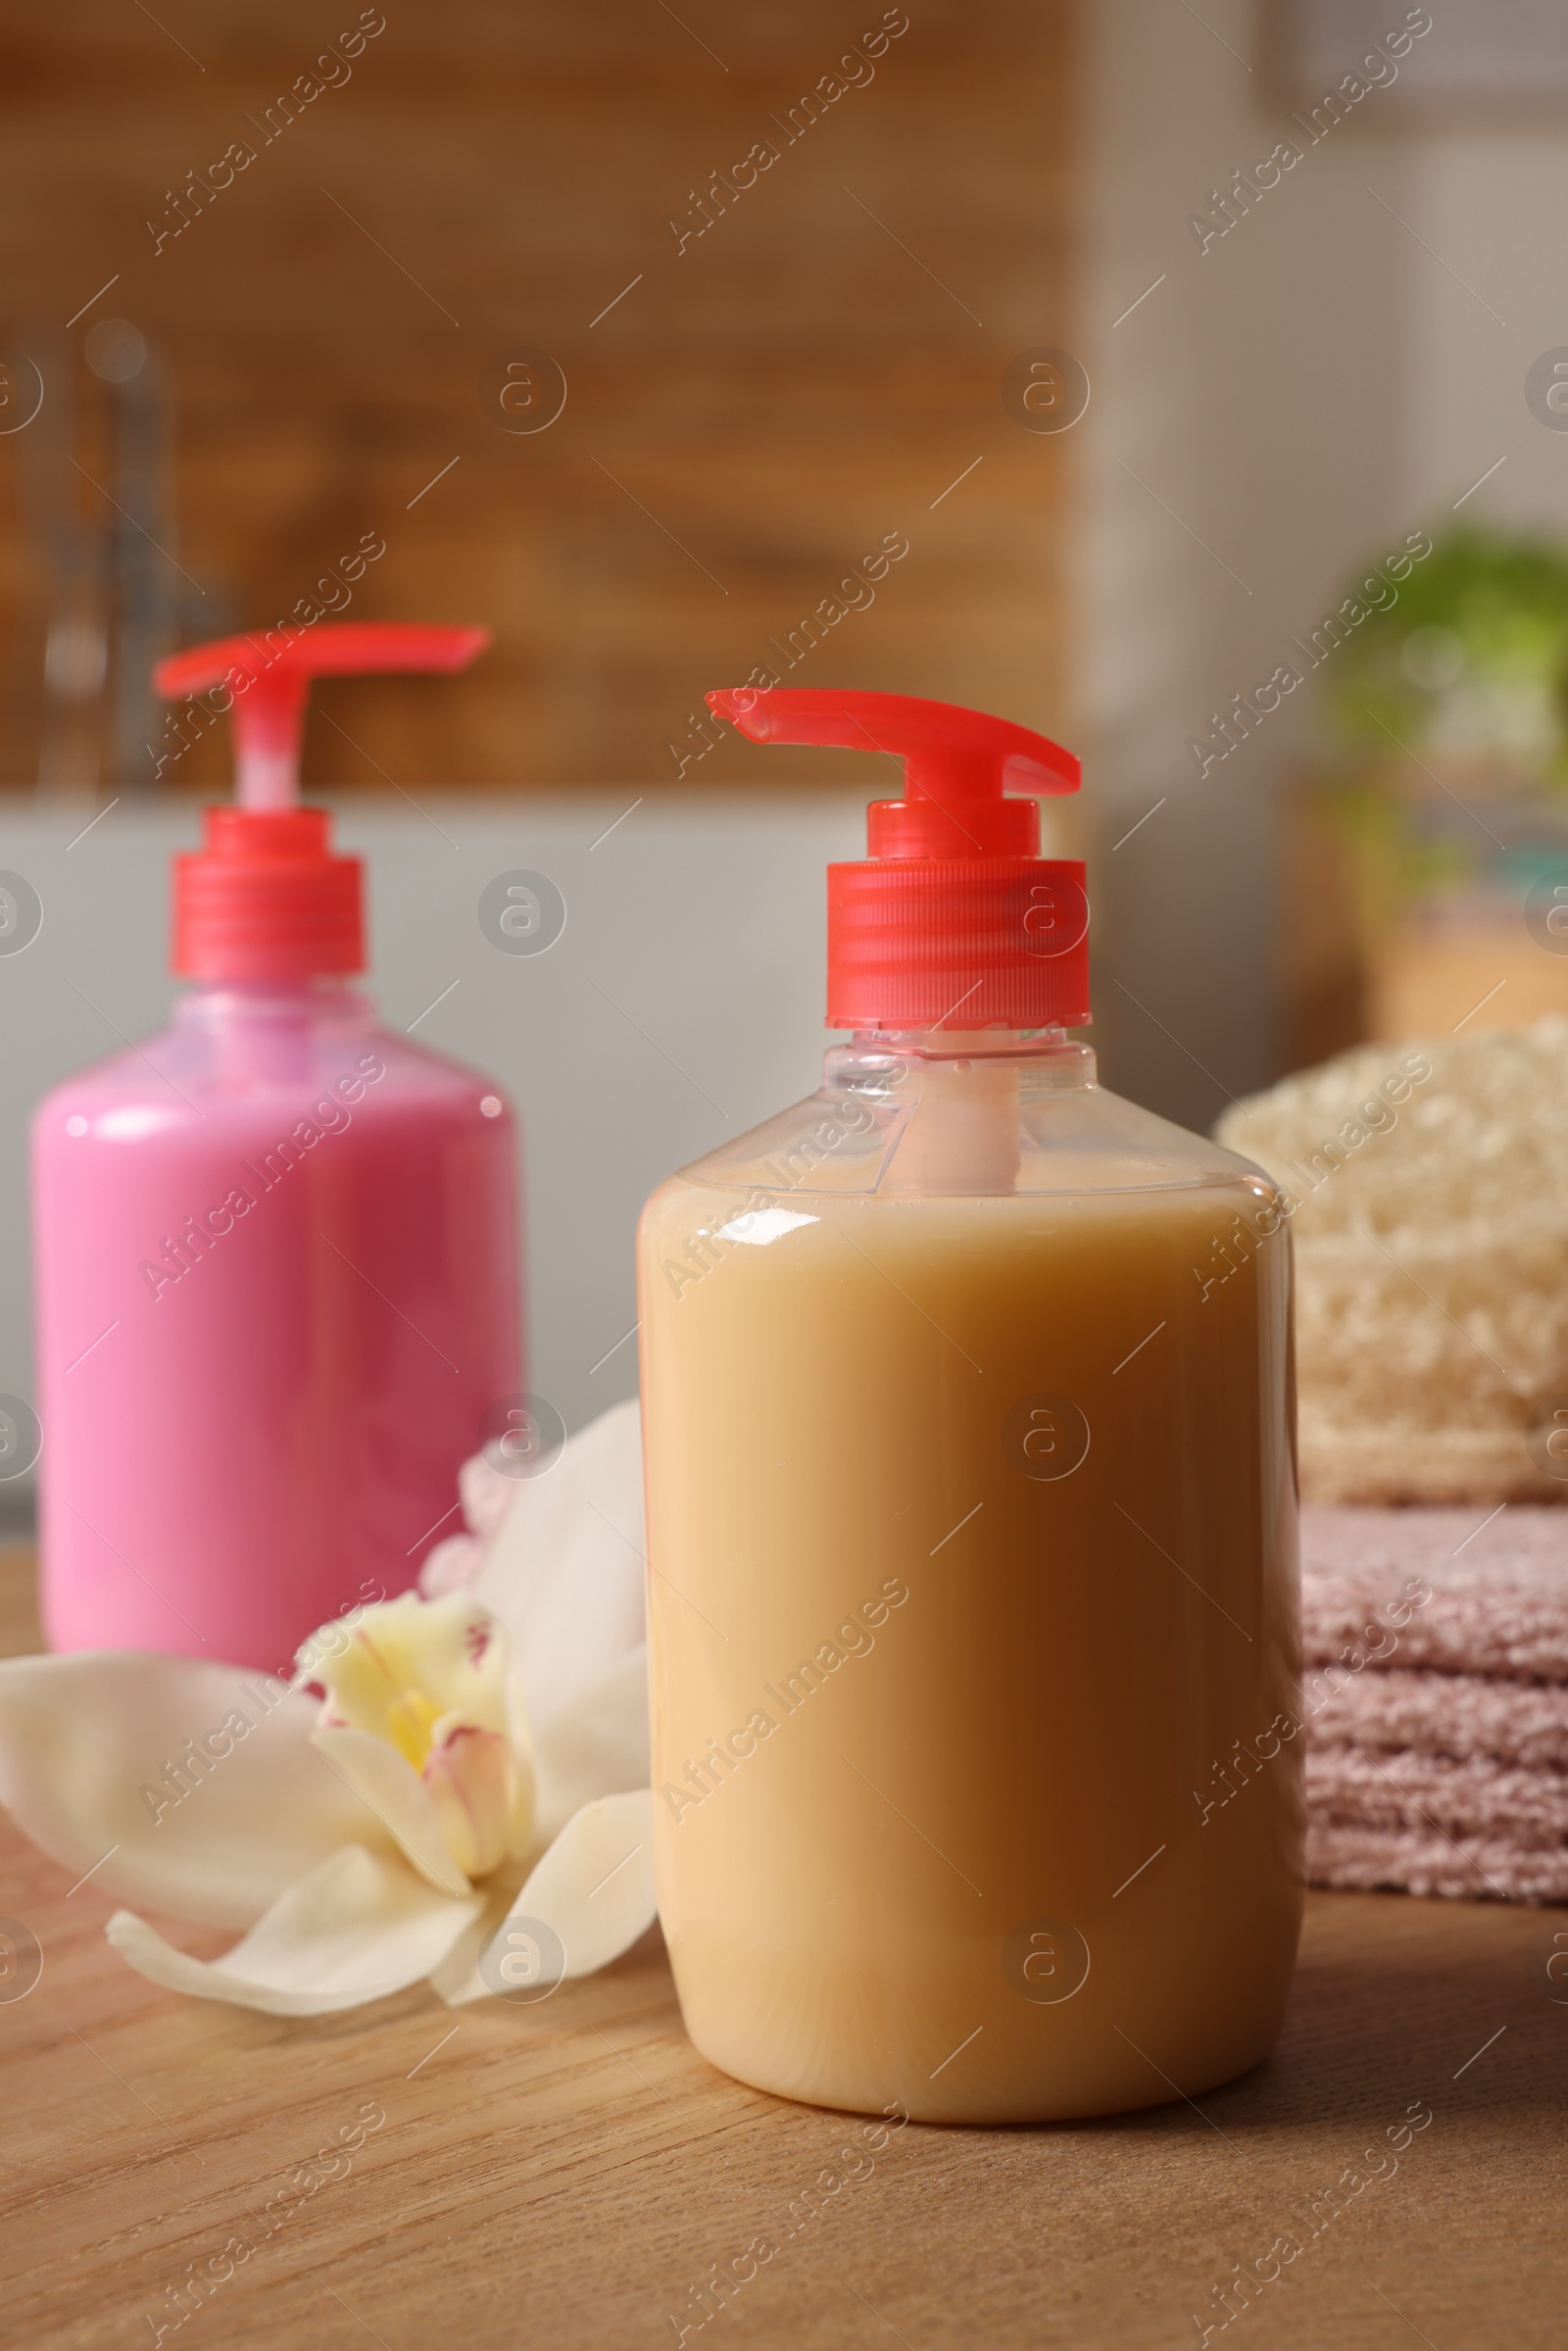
(31, 623, 521, 1671)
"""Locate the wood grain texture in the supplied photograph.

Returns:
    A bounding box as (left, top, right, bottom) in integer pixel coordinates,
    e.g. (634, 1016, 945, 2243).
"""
(0, 1542, 1563, 2347)
(0, 1, 1072, 792)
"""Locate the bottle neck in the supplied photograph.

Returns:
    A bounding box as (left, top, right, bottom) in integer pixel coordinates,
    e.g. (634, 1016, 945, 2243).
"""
(173, 975, 370, 1027)
(170, 976, 377, 1086)
(819, 1028, 1096, 1195)
(826, 1026, 1096, 1089)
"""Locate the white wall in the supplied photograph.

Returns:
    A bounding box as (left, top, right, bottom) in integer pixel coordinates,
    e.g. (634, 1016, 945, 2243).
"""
(1399, 128, 1568, 534)
(1082, 0, 1418, 1124)
(1, 791, 867, 1518)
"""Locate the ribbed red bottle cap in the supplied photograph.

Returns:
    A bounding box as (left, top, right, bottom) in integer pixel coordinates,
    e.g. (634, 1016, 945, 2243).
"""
(826, 857, 1089, 1029)
(707, 687, 1089, 1033)
(172, 808, 363, 980)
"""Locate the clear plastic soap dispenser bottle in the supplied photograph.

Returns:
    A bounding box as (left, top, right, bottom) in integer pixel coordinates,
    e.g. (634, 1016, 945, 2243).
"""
(31, 624, 520, 1671)
(638, 688, 1300, 2125)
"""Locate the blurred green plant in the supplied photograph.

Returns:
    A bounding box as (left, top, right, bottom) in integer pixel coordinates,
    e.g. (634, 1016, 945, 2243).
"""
(1312, 526, 1568, 927)
(1323, 525, 1568, 778)
(1312, 771, 1468, 937)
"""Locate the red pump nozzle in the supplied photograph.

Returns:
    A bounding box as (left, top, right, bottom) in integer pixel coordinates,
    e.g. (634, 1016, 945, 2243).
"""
(707, 687, 1089, 1032)
(155, 621, 490, 981)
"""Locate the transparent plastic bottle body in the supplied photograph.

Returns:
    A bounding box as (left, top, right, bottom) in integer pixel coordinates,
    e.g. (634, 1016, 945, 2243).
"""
(31, 980, 519, 1672)
(638, 1031, 1299, 2124)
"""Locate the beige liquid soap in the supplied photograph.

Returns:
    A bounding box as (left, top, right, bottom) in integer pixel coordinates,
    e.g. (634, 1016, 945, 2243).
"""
(638, 690, 1301, 2125)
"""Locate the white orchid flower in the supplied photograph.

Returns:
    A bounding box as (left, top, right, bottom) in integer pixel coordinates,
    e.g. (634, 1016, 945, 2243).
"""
(0, 1399, 656, 2016)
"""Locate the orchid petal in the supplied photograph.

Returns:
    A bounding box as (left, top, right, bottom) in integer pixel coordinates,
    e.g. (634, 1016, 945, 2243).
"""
(417, 1532, 482, 1598)
(471, 1399, 647, 1728)
(531, 1646, 651, 1843)
(445, 1789, 658, 2004)
(310, 1725, 473, 1897)
(523, 1788, 657, 1979)
(424, 1873, 523, 2005)
(421, 1722, 528, 1879)
(0, 1653, 395, 1928)
(459, 1447, 517, 1541)
(106, 1844, 481, 2016)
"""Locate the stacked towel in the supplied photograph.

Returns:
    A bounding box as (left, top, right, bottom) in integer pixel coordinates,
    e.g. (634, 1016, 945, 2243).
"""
(1300, 1505, 1568, 1903)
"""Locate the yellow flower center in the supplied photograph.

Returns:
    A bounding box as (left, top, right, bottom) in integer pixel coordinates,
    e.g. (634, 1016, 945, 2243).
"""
(384, 1688, 445, 1771)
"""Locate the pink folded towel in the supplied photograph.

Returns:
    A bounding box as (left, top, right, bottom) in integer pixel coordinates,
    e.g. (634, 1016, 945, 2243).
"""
(1307, 1667, 1568, 1770)
(1307, 1823, 1568, 1905)
(1299, 1506, 1568, 1905)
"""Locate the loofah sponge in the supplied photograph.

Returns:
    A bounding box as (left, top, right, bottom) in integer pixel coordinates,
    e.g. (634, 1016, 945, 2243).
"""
(1216, 1019, 1568, 1505)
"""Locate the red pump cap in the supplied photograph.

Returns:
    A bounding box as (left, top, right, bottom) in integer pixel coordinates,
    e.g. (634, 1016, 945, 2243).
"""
(155, 622, 489, 981)
(707, 687, 1089, 1031)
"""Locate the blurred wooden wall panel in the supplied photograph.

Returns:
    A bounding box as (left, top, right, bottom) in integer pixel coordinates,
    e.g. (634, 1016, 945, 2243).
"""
(0, 0, 1072, 789)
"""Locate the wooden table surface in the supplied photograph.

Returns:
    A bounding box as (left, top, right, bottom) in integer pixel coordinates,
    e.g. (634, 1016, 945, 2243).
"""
(1, 1542, 1562, 2351)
